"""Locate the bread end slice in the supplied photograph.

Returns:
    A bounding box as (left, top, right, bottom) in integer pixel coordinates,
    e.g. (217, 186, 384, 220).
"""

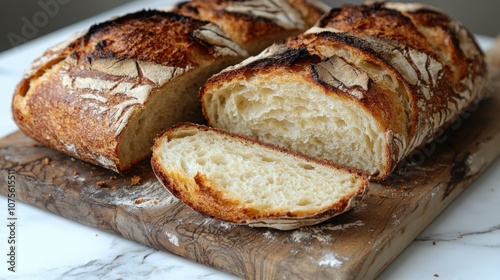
(151, 123, 367, 230)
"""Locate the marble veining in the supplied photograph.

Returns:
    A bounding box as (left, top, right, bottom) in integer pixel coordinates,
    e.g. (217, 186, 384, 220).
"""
(416, 224, 500, 247)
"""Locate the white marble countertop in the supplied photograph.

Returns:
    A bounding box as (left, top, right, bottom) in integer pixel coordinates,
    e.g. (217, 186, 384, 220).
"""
(0, 1, 499, 279)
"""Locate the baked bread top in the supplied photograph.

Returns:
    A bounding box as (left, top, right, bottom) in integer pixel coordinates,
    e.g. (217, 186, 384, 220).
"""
(12, 10, 247, 172)
(174, 0, 329, 54)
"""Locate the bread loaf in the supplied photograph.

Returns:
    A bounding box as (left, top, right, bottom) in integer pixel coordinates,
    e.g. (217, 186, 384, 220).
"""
(151, 123, 367, 230)
(200, 2, 488, 180)
(12, 0, 326, 173)
(12, 10, 249, 172)
(173, 0, 329, 55)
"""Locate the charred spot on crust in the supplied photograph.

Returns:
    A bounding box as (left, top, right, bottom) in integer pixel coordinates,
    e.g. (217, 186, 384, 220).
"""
(317, 3, 433, 54)
(84, 10, 199, 40)
(314, 32, 378, 57)
(317, 7, 342, 27)
(66, 9, 219, 68)
(248, 47, 321, 70)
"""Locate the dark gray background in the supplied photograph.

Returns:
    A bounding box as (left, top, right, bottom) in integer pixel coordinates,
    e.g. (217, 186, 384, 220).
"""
(1, 0, 499, 52)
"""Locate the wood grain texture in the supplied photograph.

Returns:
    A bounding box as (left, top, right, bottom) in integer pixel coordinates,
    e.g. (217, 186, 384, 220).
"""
(1, 47, 500, 280)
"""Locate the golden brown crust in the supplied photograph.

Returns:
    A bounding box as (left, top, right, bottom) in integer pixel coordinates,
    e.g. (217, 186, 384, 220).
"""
(200, 2, 487, 180)
(151, 122, 368, 230)
(288, 0, 330, 27)
(174, 0, 328, 55)
(317, 4, 433, 54)
(12, 10, 247, 172)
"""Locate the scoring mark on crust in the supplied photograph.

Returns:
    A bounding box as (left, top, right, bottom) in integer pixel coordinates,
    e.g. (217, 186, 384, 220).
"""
(312, 55, 370, 100)
(61, 56, 195, 137)
(192, 23, 248, 57)
(224, 0, 305, 30)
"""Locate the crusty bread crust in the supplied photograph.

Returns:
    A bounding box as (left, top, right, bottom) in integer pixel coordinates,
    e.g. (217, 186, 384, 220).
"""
(12, 10, 247, 172)
(486, 36, 500, 80)
(151, 123, 367, 230)
(174, 0, 329, 55)
(200, 2, 487, 180)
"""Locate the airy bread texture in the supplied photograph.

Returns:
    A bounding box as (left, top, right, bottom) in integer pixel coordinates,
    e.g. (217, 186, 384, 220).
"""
(12, 10, 247, 172)
(151, 123, 367, 230)
(173, 0, 329, 55)
(201, 2, 487, 180)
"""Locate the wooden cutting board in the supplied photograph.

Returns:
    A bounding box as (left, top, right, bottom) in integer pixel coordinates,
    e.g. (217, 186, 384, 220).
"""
(1, 47, 500, 280)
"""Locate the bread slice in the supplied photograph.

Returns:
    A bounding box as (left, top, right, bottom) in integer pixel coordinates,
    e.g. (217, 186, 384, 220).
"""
(200, 2, 487, 180)
(173, 0, 329, 55)
(12, 10, 248, 172)
(151, 123, 368, 230)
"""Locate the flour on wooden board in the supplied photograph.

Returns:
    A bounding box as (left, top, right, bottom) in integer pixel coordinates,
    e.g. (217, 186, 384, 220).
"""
(317, 253, 348, 268)
(287, 220, 365, 243)
(165, 232, 179, 247)
(218, 221, 237, 230)
(263, 231, 277, 241)
(111, 181, 178, 208)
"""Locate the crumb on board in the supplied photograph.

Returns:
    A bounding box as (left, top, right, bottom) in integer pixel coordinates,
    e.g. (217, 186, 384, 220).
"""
(42, 157, 50, 165)
(110, 176, 118, 180)
(133, 197, 159, 205)
(434, 274, 439, 278)
(96, 181, 107, 188)
(70, 157, 76, 162)
(433, 241, 436, 245)
(131, 175, 141, 186)
(369, 193, 391, 199)
(73, 171, 79, 176)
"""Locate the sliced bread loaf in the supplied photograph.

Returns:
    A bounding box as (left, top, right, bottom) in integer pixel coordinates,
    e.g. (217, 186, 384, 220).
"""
(12, 1, 326, 173)
(151, 123, 368, 230)
(12, 10, 247, 173)
(200, 2, 487, 180)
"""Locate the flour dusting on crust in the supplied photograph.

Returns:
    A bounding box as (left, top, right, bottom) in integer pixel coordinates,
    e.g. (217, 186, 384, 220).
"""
(224, 0, 305, 30)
